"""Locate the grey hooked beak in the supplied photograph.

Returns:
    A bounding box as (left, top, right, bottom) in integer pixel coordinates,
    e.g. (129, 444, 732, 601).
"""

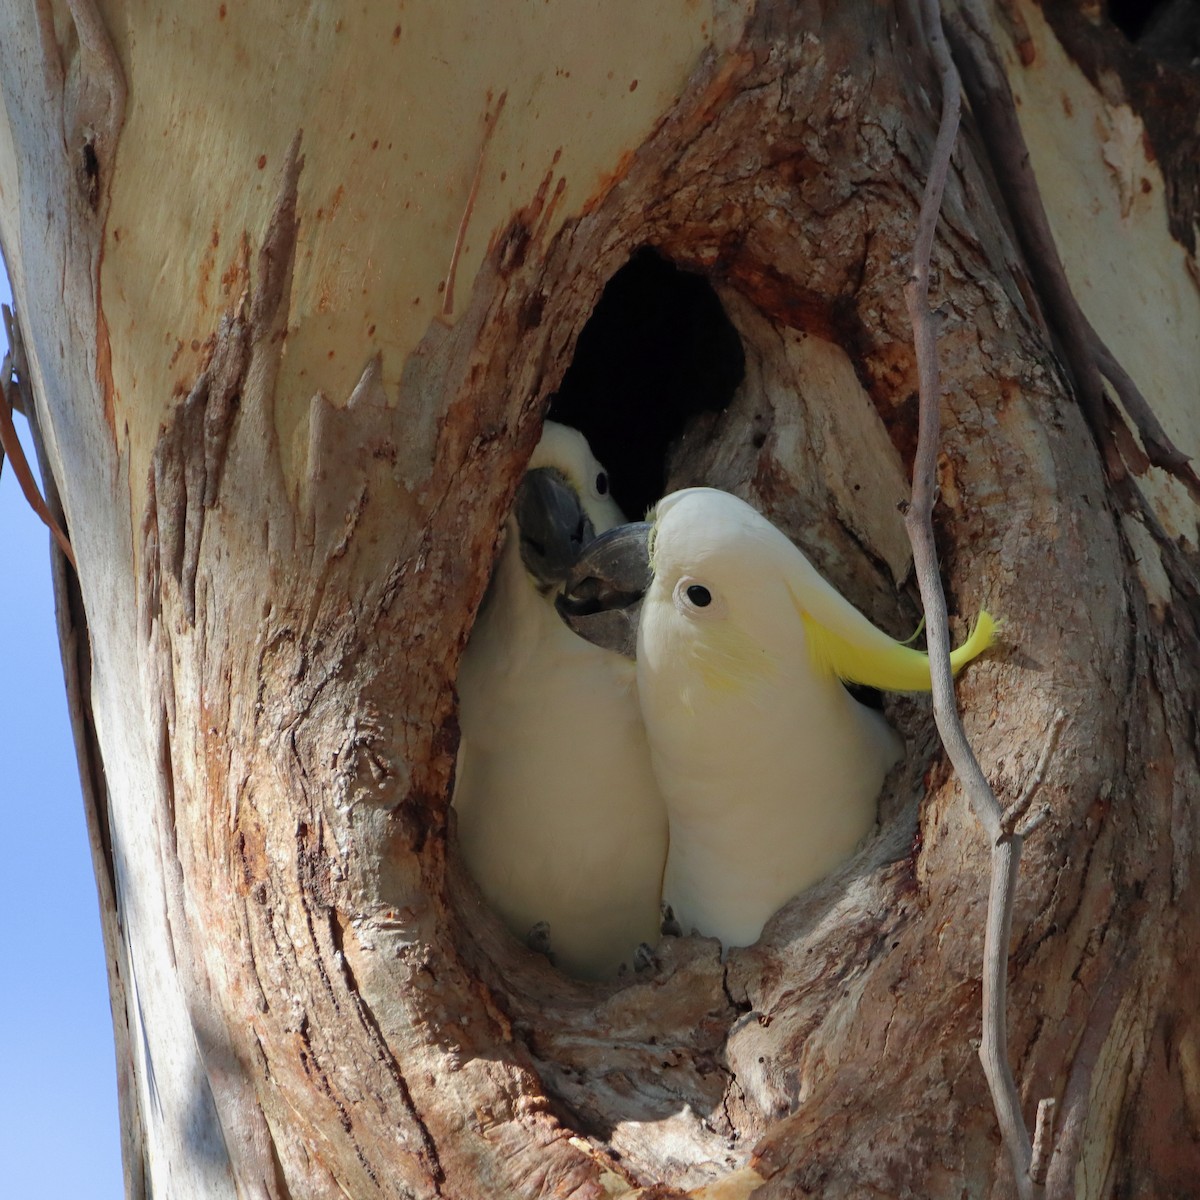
(515, 467, 595, 590)
(555, 522, 653, 659)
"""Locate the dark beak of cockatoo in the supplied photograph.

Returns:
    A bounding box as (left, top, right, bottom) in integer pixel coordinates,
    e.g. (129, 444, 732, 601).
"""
(555, 522, 653, 659)
(515, 467, 596, 590)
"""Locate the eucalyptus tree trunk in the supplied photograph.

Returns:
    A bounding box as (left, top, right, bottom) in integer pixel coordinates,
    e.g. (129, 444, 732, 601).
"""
(1, 1, 1196, 1197)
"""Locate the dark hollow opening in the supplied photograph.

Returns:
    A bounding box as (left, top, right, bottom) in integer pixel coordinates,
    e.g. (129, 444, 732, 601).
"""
(1108, 0, 1199, 56)
(1108, 0, 1155, 40)
(547, 247, 745, 520)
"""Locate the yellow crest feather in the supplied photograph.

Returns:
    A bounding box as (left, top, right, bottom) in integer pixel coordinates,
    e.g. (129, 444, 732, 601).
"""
(794, 589, 996, 694)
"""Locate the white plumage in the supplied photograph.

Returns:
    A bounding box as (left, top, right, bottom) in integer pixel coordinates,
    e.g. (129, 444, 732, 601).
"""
(453, 423, 667, 979)
(640, 489, 900, 948)
(560, 487, 994, 950)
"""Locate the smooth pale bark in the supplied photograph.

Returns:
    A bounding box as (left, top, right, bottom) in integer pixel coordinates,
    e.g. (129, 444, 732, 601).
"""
(1, 1, 1196, 1197)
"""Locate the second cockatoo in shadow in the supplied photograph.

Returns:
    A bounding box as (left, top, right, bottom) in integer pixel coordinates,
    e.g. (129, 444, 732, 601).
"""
(558, 487, 995, 951)
(453, 422, 668, 979)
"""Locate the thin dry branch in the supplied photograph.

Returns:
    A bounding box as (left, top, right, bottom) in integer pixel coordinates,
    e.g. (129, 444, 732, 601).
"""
(902, 2, 1045, 1195)
(1030, 1098, 1057, 1188)
(1, 308, 77, 569)
(946, 0, 1200, 505)
(1002, 708, 1065, 838)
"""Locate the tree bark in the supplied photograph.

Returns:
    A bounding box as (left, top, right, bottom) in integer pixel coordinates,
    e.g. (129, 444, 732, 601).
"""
(1, 1, 1196, 1197)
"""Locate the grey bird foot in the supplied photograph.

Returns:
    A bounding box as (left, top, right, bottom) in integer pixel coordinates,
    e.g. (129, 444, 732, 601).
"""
(633, 942, 658, 972)
(661, 905, 682, 938)
(525, 920, 556, 964)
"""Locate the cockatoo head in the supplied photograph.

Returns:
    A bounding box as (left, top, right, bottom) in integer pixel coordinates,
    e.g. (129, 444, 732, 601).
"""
(514, 422, 625, 591)
(556, 487, 814, 682)
(558, 487, 995, 691)
(637, 488, 806, 678)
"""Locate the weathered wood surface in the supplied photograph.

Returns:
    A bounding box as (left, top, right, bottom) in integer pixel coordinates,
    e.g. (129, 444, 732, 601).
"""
(0, 0, 1196, 1196)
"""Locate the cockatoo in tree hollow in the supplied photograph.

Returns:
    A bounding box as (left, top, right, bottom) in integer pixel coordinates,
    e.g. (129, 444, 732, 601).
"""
(453, 422, 668, 979)
(558, 487, 995, 950)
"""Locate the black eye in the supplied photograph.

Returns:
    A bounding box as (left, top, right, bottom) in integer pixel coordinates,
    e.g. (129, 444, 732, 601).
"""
(686, 584, 712, 608)
(595, 471, 608, 496)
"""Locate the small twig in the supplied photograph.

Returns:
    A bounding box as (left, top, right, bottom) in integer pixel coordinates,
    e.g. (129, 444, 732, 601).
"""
(4, 307, 28, 411)
(1014, 804, 1052, 841)
(0, 378, 77, 567)
(903, 3, 1048, 1195)
(1030, 1098, 1057, 1187)
(443, 91, 507, 317)
(0, 306, 78, 569)
(1002, 708, 1067, 839)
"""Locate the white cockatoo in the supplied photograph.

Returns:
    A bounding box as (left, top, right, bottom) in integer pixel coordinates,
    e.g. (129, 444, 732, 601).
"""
(453, 422, 668, 979)
(558, 487, 995, 950)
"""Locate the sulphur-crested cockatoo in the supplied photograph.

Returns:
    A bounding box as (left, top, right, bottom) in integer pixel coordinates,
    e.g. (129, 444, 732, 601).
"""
(558, 487, 995, 950)
(453, 422, 668, 979)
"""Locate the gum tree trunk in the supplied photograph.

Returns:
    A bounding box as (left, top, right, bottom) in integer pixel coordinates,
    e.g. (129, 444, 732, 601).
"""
(1, 1, 1196, 1196)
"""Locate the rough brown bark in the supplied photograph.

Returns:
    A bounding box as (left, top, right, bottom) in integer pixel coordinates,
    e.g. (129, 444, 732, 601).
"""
(2, 0, 1197, 1197)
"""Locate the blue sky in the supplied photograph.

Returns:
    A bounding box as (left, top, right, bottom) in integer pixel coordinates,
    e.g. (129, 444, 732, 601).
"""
(0, 272, 124, 1195)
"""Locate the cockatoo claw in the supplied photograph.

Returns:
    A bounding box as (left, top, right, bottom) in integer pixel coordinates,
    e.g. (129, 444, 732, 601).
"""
(525, 920, 555, 963)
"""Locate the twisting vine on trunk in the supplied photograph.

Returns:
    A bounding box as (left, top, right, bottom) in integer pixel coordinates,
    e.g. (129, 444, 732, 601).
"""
(902, 1, 1058, 1195)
